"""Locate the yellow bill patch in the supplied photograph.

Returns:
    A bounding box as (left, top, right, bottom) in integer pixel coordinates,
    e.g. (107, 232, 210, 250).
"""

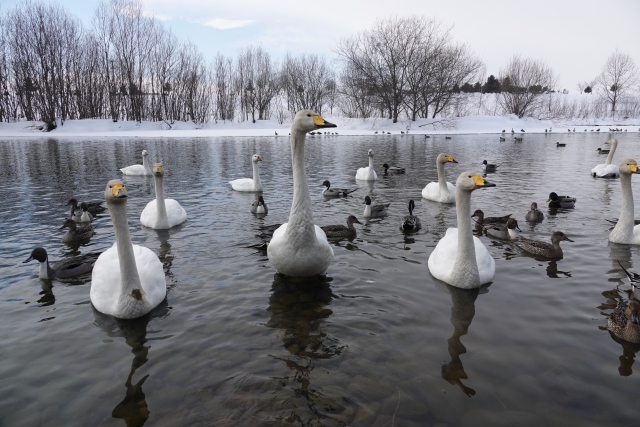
(312, 115, 326, 127)
(546, 197, 552, 202)
(605, 139, 612, 144)
(154, 164, 163, 174)
(472, 175, 485, 187)
(631, 164, 638, 173)
(446, 155, 455, 162)
(111, 183, 126, 197)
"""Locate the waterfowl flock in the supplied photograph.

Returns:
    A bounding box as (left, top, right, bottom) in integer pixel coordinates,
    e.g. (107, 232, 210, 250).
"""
(20, 111, 640, 347)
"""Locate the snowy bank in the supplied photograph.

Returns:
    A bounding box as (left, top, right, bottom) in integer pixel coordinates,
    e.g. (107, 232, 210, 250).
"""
(0, 115, 638, 138)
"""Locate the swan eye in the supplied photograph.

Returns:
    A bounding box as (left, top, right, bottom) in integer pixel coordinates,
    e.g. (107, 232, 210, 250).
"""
(307, 114, 311, 117)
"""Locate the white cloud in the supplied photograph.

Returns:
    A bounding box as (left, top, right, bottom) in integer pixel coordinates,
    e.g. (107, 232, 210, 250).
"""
(204, 18, 255, 30)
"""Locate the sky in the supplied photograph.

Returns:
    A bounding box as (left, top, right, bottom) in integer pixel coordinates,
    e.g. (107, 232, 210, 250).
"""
(2, 0, 639, 91)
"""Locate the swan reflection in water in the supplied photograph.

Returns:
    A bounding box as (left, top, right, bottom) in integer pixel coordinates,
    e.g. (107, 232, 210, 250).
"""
(438, 282, 487, 397)
(266, 274, 345, 424)
(92, 301, 170, 427)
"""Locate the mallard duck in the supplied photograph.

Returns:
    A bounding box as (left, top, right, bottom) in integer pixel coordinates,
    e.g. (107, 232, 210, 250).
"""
(251, 196, 268, 214)
(400, 200, 421, 231)
(320, 180, 357, 197)
(608, 300, 640, 343)
(525, 202, 544, 221)
(140, 163, 187, 229)
(592, 138, 619, 178)
(547, 192, 576, 208)
(382, 163, 406, 174)
(363, 196, 389, 218)
(471, 209, 511, 227)
(23, 247, 99, 279)
(355, 149, 378, 181)
(596, 147, 610, 154)
(60, 219, 94, 243)
(229, 154, 263, 192)
(485, 218, 521, 240)
(321, 215, 361, 238)
(422, 153, 458, 204)
(516, 231, 573, 258)
(482, 160, 499, 172)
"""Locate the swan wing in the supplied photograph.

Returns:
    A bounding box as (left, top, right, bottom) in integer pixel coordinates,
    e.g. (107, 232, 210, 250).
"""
(592, 164, 620, 177)
(165, 199, 187, 227)
(120, 164, 148, 175)
(229, 178, 257, 192)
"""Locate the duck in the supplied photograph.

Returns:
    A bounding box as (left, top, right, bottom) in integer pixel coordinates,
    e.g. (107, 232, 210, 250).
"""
(556, 142, 566, 147)
(23, 247, 99, 279)
(422, 153, 458, 203)
(251, 196, 268, 214)
(91, 179, 166, 319)
(79, 202, 93, 222)
(485, 218, 521, 241)
(471, 209, 511, 227)
(428, 172, 496, 289)
(400, 200, 421, 232)
(229, 154, 263, 192)
(592, 138, 619, 178)
(363, 195, 389, 218)
(445, 136, 452, 140)
(596, 147, 610, 154)
(499, 137, 506, 141)
(609, 159, 640, 244)
(482, 160, 499, 172)
(320, 180, 357, 197)
(520, 129, 525, 133)
(355, 149, 378, 181)
(71, 207, 83, 223)
(382, 163, 406, 174)
(321, 215, 361, 238)
(547, 192, 576, 208)
(60, 219, 94, 243)
(68, 198, 104, 217)
(516, 231, 573, 258)
(618, 261, 640, 293)
(120, 150, 152, 175)
(267, 110, 336, 277)
(525, 202, 544, 221)
(514, 137, 523, 142)
(140, 164, 187, 229)
(607, 300, 640, 343)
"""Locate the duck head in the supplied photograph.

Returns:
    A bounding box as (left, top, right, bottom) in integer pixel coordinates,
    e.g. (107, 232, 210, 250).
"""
(106, 179, 128, 205)
(382, 163, 390, 169)
(59, 218, 77, 231)
(67, 198, 78, 208)
(619, 159, 639, 175)
(320, 180, 331, 188)
(23, 247, 47, 263)
(551, 231, 573, 244)
(530, 202, 538, 210)
(547, 192, 559, 202)
(258, 196, 266, 206)
(471, 209, 484, 219)
(252, 154, 262, 163)
(363, 196, 372, 205)
(506, 218, 522, 232)
(627, 301, 640, 325)
(482, 160, 488, 165)
(408, 199, 416, 214)
(81, 202, 89, 212)
(347, 215, 362, 225)
(292, 110, 336, 133)
(456, 172, 495, 192)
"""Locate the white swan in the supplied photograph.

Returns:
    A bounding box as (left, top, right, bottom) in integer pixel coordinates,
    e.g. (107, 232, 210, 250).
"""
(428, 172, 496, 289)
(140, 163, 187, 229)
(120, 150, 152, 176)
(355, 149, 378, 181)
(229, 154, 263, 192)
(91, 180, 166, 319)
(609, 159, 640, 244)
(267, 110, 336, 277)
(422, 153, 458, 203)
(592, 138, 619, 178)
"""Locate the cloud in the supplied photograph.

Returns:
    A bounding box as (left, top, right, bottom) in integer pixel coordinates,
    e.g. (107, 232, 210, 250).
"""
(204, 18, 255, 30)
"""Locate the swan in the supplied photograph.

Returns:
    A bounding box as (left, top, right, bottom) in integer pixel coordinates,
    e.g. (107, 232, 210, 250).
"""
(525, 202, 544, 221)
(592, 138, 619, 178)
(120, 150, 152, 176)
(229, 154, 263, 192)
(140, 163, 187, 229)
(363, 196, 389, 218)
(609, 159, 640, 244)
(608, 300, 640, 343)
(23, 247, 99, 279)
(60, 219, 94, 243)
(485, 218, 521, 240)
(321, 215, 361, 238)
(355, 149, 378, 181)
(516, 231, 573, 258)
(251, 196, 268, 214)
(400, 200, 421, 231)
(267, 110, 336, 277)
(422, 153, 458, 203)
(428, 172, 496, 289)
(91, 179, 166, 319)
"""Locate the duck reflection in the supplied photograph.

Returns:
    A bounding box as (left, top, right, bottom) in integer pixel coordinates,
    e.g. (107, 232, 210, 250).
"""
(439, 283, 483, 397)
(546, 260, 572, 278)
(266, 274, 345, 417)
(92, 301, 169, 427)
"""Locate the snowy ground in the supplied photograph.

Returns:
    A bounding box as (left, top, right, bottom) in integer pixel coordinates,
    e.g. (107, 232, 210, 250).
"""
(0, 115, 638, 138)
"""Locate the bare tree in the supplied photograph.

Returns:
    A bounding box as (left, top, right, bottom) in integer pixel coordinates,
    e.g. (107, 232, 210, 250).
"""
(497, 56, 557, 118)
(281, 53, 334, 115)
(596, 50, 639, 116)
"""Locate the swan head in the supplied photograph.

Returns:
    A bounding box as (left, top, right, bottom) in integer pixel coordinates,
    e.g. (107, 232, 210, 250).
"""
(153, 163, 164, 176)
(551, 231, 573, 244)
(252, 154, 262, 163)
(627, 301, 640, 324)
(23, 247, 47, 263)
(347, 215, 362, 225)
(605, 138, 618, 145)
(619, 159, 639, 175)
(60, 218, 77, 231)
(142, 150, 148, 156)
(506, 218, 522, 232)
(105, 179, 128, 205)
(292, 110, 336, 133)
(456, 172, 495, 192)
(368, 149, 374, 158)
(437, 153, 458, 164)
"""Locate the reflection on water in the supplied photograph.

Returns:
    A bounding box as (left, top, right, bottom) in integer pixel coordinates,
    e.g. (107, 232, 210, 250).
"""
(546, 260, 572, 278)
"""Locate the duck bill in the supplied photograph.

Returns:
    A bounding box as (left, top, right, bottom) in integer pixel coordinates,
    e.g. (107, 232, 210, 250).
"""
(546, 197, 552, 202)
(22, 255, 34, 263)
(565, 237, 574, 242)
(515, 226, 522, 232)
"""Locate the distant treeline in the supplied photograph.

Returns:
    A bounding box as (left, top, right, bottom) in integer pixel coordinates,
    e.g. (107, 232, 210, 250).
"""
(0, 1, 637, 129)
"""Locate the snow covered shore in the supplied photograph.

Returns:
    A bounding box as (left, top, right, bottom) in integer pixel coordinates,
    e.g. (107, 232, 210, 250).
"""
(0, 115, 638, 138)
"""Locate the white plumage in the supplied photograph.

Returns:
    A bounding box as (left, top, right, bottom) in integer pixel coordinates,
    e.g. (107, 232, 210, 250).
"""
(355, 149, 378, 181)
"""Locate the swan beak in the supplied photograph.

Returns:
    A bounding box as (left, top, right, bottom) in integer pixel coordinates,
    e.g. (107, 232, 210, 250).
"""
(111, 183, 128, 198)
(605, 139, 612, 145)
(632, 312, 640, 325)
(22, 255, 33, 263)
(313, 115, 336, 128)
(472, 175, 495, 188)
(446, 156, 458, 163)
(630, 164, 639, 174)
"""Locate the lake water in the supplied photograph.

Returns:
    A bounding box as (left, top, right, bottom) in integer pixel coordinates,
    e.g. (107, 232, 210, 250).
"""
(1, 131, 640, 427)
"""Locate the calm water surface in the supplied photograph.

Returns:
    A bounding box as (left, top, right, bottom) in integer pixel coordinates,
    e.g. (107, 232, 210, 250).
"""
(1, 132, 640, 427)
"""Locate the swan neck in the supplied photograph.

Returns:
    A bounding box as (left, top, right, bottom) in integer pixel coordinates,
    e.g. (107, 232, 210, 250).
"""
(454, 188, 478, 275)
(154, 174, 169, 227)
(437, 160, 448, 192)
(252, 161, 262, 189)
(368, 155, 374, 171)
(615, 172, 634, 234)
(605, 142, 616, 165)
(142, 155, 151, 173)
(287, 131, 316, 240)
(109, 200, 142, 294)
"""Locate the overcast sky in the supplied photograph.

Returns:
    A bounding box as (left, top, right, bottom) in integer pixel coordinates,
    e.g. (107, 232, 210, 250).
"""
(3, 0, 639, 91)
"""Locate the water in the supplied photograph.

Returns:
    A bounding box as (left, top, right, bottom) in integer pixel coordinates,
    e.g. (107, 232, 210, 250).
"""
(1, 132, 640, 427)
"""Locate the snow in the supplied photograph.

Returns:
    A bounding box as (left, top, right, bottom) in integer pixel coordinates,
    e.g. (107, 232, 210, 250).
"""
(0, 115, 637, 138)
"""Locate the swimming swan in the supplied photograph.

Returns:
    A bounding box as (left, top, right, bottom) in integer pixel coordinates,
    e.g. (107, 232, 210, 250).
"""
(428, 172, 496, 289)
(120, 150, 153, 176)
(140, 164, 187, 229)
(91, 180, 166, 319)
(422, 153, 458, 203)
(267, 110, 336, 277)
(592, 138, 619, 178)
(355, 149, 378, 181)
(23, 247, 99, 279)
(609, 159, 640, 244)
(229, 154, 263, 192)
